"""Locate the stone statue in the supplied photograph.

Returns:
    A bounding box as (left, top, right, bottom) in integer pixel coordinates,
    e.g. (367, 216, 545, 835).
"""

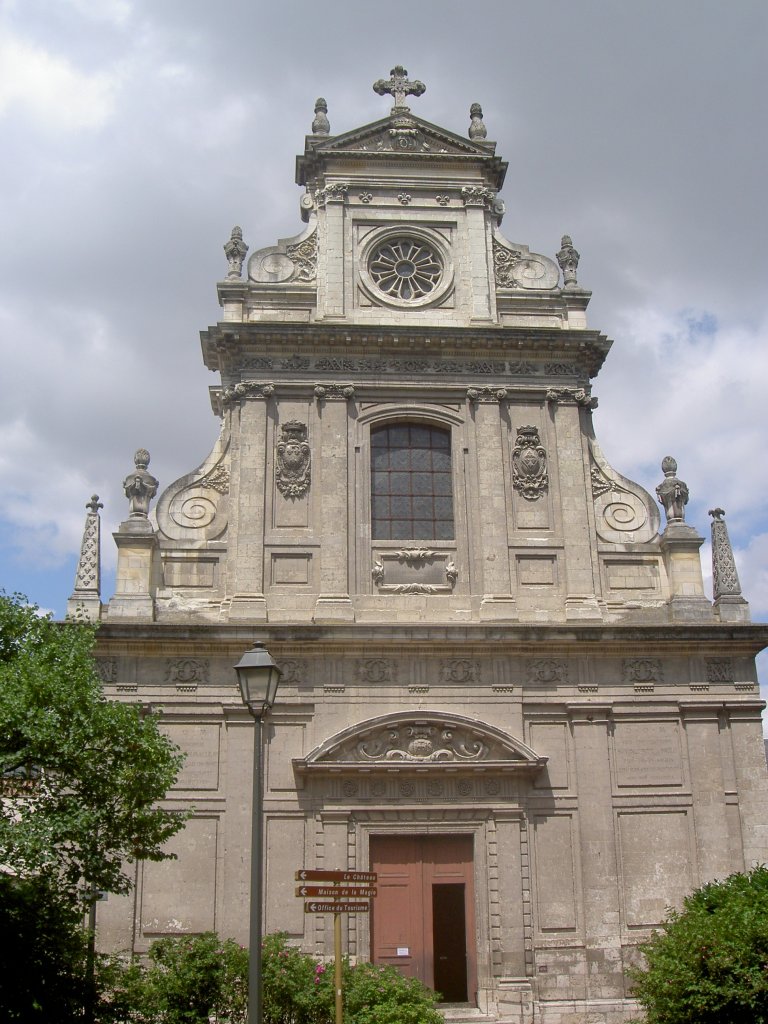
(468, 103, 487, 140)
(224, 225, 249, 279)
(312, 97, 330, 135)
(123, 449, 159, 518)
(656, 456, 689, 523)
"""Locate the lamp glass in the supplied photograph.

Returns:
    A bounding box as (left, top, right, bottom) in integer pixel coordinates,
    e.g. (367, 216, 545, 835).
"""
(234, 642, 282, 714)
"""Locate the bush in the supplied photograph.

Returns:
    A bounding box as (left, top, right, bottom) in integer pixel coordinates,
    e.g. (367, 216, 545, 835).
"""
(630, 865, 768, 1024)
(99, 931, 443, 1024)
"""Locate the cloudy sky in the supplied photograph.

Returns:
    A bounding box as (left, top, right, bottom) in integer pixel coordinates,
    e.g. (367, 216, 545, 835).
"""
(1, 1, 767, 666)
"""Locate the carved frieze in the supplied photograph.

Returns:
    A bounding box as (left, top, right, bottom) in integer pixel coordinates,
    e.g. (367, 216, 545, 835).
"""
(623, 659, 663, 685)
(276, 421, 311, 499)
(96, 658, 117, 683)
(165, 658, 209, 686)
(512, 426, 548, 501)
(441, 659, 480, 683)
(706, 658, 734, 683)
(278, 659, 305, 685)
(528, 659, 567, 684)
(359, 658, 394, 683)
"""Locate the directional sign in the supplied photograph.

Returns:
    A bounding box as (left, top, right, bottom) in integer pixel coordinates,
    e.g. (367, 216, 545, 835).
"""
(295, 870, 377, 883)
(296, 886, 377, 899)
(305, 901, 371, 914)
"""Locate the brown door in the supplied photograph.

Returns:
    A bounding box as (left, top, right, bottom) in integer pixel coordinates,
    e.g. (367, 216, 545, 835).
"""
(370, 835, 475, 1003)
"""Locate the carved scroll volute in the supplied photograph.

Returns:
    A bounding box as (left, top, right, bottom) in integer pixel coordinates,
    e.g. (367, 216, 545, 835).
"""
(512, 426, 548, 501)
(156, 436, 230, 542)
(275, 421, 311, 499)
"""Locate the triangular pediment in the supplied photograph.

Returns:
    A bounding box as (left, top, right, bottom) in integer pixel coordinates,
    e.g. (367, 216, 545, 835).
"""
(294, 711, 546, 774)
(315, 115, 492, 157)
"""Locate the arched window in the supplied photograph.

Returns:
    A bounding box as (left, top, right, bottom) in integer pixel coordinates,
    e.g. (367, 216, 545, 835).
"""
(370, 423, 454, 541)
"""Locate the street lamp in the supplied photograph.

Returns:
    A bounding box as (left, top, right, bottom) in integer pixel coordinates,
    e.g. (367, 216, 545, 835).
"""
(235, 641, 282, 1024)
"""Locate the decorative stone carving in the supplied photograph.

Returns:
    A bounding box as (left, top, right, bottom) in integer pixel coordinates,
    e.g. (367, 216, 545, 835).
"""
(123, 449, 159, 518)
(362, 724, 485, 762)
(445, 560, 458, 587)
(311, 97, 330, 135)
(286, 230, 317, 282)
(372, 65, 426, 114)
(656, 457, 689, 524)
(528, 659, 567, 683)
(313, 382, 356, 401)
(623, 658, 663, 685)
(368, 236, 442, 302)
(315, 183, 349, 206)
(435, 193, 450, 206)
(493, 239, 523, 287)
(359, 191, 373, 203)
(389, 583, 438, 594)
(359, 658, 394, 683)
(224, 225, 249, 279)
(465, 385, 509, 404)
(199, 465, 229, 495)
(278, 659, 305, 685)
(545, 363, 578, 376)
(706, 658, 733, 683)
(397, 192, 411, 205)
(512, 426, 548, 501)
(342, 779, 358, 797)
(395, 548, 435, 566)
(96, 658, 117, 683)
(461, 185, 496, 207)
(546, 387, 597, 408)
(371, 560, 384, 586)
(156, 435, 230, 543)
(468, 102, 487, 140)
(221, 381, 275, 404)
(709, 508, 743, 598)
(276, 421, 311, 499)
(441, 659, 479, 683)
(556, 234, 580, 288)
(590, 465, 614, 499)
(457, 779, 473, 796)
(399, 780, 416, 797)
(165, 658, 209, 685)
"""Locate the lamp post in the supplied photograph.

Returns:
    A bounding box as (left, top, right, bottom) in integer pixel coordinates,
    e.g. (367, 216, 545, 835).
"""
(235, 641, 282, 1024)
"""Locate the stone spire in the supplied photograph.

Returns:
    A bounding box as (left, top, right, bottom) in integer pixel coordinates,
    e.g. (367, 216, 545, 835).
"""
(709, 508, 750, 621)
(311, 97, 330, 135)
(468, 102, 487, 140)
(372, 65, 426, 115)
(66, 495, 103, 621)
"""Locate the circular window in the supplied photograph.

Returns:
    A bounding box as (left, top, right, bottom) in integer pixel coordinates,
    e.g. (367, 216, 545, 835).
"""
(369, 238, 443, 301)
(359, 227, 453, 310)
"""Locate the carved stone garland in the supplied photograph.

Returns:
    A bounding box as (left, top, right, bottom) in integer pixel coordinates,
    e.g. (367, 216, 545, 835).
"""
(276, 421, 311, 499)
(512, 426, 548, 501)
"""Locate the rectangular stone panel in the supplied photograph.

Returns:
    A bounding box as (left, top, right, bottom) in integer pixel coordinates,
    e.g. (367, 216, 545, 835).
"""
(165, 723, 221, 791)
(618, 811, 692, 927)
(604, 559, 660, 592)
(267, 723, 305, 791)
(163, 557, 217, 588)
(271, 553, 311, 585)
(532, 814, 578, 932)
(266, 816, 306, 935)
(529, 722, 570, 789)
(140, 816, 217, 935)
(613, 721, 683, 788)
(516, 554, 557, 586)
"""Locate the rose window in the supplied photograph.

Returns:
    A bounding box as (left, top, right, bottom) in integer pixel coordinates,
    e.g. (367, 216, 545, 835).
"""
(368, 238, 443, 301)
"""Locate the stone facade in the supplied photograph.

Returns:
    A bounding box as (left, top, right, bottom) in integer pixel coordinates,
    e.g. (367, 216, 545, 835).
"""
(72, 70, 768, 1024)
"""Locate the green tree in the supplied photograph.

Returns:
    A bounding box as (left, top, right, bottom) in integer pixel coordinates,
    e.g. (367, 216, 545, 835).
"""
(630, 865, 768, 1024)
(0, 591, 186, 902)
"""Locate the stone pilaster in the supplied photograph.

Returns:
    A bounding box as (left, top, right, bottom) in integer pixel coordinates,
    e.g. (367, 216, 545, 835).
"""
(682, 705, 732, 882)
(474, 399, 516, 619)
(228, 398, 268, 620)
(314, 395, 354, 621)
(568, 704, 623, 1001)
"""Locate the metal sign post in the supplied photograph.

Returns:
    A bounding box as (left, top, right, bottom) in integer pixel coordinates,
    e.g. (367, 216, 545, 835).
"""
(295, 869, 378, 1024)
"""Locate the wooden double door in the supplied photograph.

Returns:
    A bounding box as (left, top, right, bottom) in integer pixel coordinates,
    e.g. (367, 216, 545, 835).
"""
(370, 835, 476, 1003)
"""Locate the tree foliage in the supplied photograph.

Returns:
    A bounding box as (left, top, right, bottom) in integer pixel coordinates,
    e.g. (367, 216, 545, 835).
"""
(630, 865, 768, 1024)
(0, 591, 186, 902)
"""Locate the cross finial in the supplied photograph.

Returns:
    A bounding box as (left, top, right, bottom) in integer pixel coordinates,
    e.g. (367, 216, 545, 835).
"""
(373, 65, 426, 114)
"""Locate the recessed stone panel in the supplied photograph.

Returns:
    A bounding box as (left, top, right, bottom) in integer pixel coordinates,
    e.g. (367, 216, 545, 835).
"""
(613, 721, 683, 788)
(271, 553, 311, 585)
(517, 554, 557, 586)
(532, 814, 578, 932)
(619, 811, 692, 927)
(530, 722, 570, 789)
(166, 723, 221, 790)
(140, 817, 217, 935)
(604, 558, 660, 592)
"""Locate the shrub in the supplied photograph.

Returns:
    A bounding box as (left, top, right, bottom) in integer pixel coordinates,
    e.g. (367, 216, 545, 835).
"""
(630, 866, 768, 1024)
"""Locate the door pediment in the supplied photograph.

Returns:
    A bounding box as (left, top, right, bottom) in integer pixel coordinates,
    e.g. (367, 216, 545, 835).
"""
(294, 711, 546, 776)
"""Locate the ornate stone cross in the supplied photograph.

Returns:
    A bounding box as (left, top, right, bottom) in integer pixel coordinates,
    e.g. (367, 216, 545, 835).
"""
(373, 65, 426, 113)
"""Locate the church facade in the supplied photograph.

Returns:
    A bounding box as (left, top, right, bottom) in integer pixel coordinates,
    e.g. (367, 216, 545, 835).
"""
(72, 69, 768, 1024)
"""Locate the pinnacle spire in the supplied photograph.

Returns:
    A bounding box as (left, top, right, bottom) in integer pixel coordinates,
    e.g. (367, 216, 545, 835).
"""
(67, 494, 103, 621)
